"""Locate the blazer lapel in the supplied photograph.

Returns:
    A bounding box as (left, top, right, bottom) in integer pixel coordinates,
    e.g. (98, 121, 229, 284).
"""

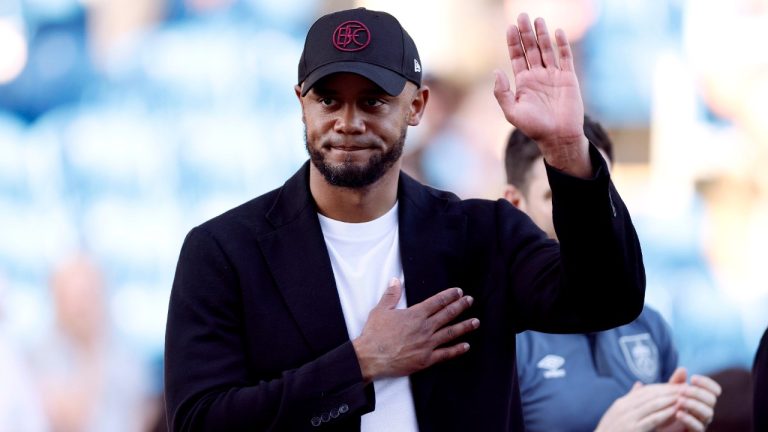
(397, 172, 467, 431)
(257, 162, 350, 355)
(398, 172, 468, 307)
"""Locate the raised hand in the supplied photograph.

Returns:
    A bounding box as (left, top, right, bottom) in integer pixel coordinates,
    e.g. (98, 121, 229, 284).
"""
(352, 279, 479, 382)
(494, 13, 591, 178)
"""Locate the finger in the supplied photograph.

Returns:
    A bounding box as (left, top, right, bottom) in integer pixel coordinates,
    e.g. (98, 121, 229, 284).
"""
(376, 278, 402, 310)
(506, 26, 528, 75)
(678, 396, 714, 423)
(691, 374, 722, 397)
(517, 13, 543, 68)
(667, 367, 687, 384)
(433, 318, 480, 346)
(674, 409, 706, 432)
(429, 295, 473, 327)
(637, 404, 677, 430)
(493, 69, 515, 121)
(416, 287, 463, 316)
(630, 389, 678, 413)
(554, 28, 575, 72)
(533, 17, 557, 68)
(428, 342, 471, 366)
(621, 384, 684, 418)
(683, 384, 718, 407)
(629, 383, 683, 403)
(631, 381, 643, 391)
(493, 69, 511, 98)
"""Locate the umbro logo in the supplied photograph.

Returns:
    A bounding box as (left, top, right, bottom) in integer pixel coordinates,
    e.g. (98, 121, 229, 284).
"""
(537, 354, 566, 379)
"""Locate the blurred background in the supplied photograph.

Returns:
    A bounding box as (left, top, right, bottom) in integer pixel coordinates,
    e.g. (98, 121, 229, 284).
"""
(0, 0, 765, 430)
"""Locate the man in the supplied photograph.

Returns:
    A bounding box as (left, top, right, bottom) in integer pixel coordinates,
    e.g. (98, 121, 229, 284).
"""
(505, 118, 721, 432)
(165, 8, 645, 431)
(31, 254, 153, 432)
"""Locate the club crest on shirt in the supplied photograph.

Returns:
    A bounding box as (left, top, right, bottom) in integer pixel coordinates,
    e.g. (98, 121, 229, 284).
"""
(619, 333, 659, 382)
(537, 354, 566, 378)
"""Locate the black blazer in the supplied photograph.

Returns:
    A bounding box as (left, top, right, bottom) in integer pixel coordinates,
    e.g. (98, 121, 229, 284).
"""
(165, 149, 645, 431)
(754, 327, 768, 431)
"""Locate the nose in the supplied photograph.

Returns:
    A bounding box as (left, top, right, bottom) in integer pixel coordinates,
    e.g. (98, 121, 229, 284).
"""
(334, 104, 365, 134)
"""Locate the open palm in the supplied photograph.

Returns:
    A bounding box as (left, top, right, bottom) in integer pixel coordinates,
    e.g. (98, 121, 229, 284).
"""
(494, 14, 585, 157)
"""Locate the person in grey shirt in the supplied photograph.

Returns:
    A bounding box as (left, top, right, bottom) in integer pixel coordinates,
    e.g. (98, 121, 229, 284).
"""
(504, 117, 721, 432)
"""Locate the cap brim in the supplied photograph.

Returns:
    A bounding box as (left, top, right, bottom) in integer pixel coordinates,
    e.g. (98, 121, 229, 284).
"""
(300, 61, 407, 97)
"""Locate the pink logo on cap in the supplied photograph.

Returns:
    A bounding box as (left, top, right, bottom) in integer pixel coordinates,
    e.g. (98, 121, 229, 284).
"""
(332, 21, 371, 52)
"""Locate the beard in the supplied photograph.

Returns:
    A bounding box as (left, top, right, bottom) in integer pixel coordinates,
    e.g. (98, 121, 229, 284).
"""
(305, 128, 406, 189)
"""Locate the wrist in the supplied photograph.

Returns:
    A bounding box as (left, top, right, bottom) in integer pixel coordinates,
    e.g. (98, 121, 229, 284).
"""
(540, 135, 592, 178)
(352, 338, 376, 383)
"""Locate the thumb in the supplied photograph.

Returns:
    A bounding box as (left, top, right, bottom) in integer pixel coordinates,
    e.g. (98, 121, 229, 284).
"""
(493, 69, 515, 121)
(493, 69, 511, 94)
(630, 381, 643, 391)
(667, 367, 687, 384)
(377, 277, 402, 310)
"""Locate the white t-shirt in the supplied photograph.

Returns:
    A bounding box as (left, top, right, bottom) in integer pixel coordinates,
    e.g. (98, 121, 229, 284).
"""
(318, 202, 418, 432)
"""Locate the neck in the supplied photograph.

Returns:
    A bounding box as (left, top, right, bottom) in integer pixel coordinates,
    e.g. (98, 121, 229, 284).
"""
(309, 161, 400, 223)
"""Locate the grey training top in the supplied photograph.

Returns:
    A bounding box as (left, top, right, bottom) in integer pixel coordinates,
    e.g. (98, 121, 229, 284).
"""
(516, 306, 677, 432)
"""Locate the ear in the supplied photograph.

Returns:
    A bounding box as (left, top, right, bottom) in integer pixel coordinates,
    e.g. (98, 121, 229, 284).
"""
(503, 184, 527, 211)
(294, 84, 306, 124)
(407, 86, 429, 126)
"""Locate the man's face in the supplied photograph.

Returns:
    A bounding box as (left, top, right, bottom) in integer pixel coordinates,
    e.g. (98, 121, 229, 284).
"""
(296, 73, 426, 188)
(521, 157, 557, 240)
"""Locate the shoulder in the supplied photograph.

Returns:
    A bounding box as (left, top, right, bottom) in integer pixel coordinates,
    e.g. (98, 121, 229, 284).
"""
(633, 306, 673, 337)
(399, 170, 520, 219)
(173, 186, 285, 269)
(193, 186, 283, 241)
(196, 162, 314, 240)
(411, 182, 541, 247)
(609, 306, 677, 360)
(600, 307, 673, 346)
(204, 187, 282, 231)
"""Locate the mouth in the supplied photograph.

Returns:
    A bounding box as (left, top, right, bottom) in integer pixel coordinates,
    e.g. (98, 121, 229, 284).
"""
(327, 143, 378, 153)
(330, 145, 367, 151)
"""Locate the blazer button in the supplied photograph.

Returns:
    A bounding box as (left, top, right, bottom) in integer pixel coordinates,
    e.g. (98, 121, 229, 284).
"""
(330, 407, 340, 418)
(311, 416, 321, 427)
(339, 403, 349, 414)
(321, 413, 331, 422)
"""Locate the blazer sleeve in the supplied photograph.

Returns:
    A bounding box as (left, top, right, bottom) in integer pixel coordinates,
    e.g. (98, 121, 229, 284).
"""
(753, 326, 768, 432)
(507, 144, 646, 333)
(164, 227, 372, 431)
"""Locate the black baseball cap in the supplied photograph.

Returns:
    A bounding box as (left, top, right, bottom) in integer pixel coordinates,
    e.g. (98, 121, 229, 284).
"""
(298, 8, 422, 97)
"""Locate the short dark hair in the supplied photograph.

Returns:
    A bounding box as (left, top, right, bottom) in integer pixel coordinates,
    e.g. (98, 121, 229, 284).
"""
(504, 116, 614, 189)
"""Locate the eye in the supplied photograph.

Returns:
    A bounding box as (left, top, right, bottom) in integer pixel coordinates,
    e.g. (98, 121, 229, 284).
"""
(363, 98, 383, 107)
(319, 97, 334, 106)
